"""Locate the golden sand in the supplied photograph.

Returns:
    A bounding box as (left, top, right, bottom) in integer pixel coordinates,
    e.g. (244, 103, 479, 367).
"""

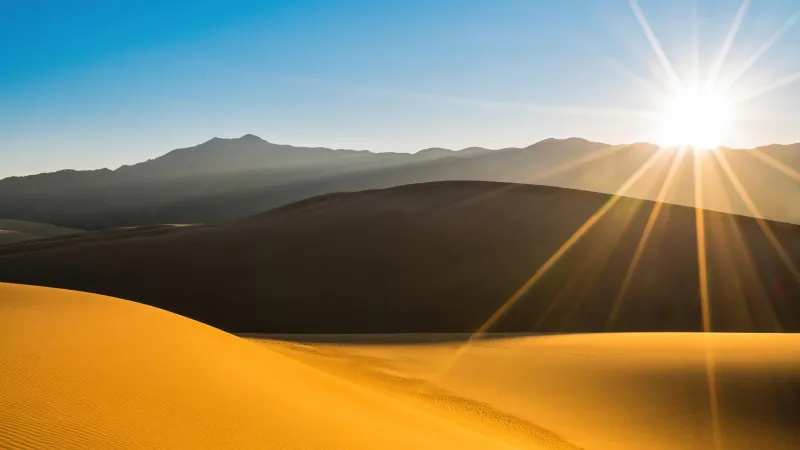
(2, 283, 798, 449)
(255, 333, 800, 449)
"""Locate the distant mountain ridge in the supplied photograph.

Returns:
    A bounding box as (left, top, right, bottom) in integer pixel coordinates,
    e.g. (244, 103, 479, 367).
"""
(1, 134, 503, 185)
(115, 134, 381, 179)
(0, 135, 797, 229)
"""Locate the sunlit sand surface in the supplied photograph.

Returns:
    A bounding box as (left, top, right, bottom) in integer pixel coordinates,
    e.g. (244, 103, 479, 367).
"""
(2, 283, 798, 449)
(253, 333, 800, 450)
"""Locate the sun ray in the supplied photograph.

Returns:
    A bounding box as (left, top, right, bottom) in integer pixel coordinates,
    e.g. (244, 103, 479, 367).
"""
(695, 152, 712, 328)
(691, 0, 700, 88)
(711, 151, 800, 284)
(705, 162, 782, 332)
(527, 144, 638, 183)
(722, 217, 782, 331)
(694, 156, 712, 319)
(596, 52, 671, 100)
(723, 9, 800, 90)
(468, 149, 665, 338)
(264, 73, 663, 120)
(501, 103, 661, 120)
(537, 196, 644, 330)
(694, 151, 722, 450)
(629, 0, 683, 90)
(746, 148, 800, 182)
(532, 262, 593, 331)
(707, 0, 751, 85)
(424, 144, 639, 219)
(372, 87, 662, 120)
(732, 70, 800, 105)
(607, 147, 686, 330)
(714, 216, 780, 330)
(423, 148, 667, 384)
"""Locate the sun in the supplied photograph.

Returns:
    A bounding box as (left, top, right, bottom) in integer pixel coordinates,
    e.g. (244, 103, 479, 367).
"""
(658, 85, 731, 150)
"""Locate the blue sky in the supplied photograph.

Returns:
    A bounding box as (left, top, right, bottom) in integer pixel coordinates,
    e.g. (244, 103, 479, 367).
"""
(2, 0, 799, 177)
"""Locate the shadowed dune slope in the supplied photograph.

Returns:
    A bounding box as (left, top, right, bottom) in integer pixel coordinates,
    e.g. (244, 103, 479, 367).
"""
(0, 283, 563, 450)
(0, 181, 798, 333)
(0, 219, 82, 246)
(252, 333, 800, 450)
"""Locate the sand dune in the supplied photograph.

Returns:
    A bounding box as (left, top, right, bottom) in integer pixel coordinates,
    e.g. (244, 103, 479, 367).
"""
(254, 333, 800, 450)
(0, 283, 539, 449)
(0, 219, 82, 246)
(2, 283, 797, 449)
(0, 181, 798, 333)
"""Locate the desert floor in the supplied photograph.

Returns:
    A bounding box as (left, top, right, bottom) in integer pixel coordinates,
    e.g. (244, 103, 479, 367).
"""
(2, 283, 798, 449)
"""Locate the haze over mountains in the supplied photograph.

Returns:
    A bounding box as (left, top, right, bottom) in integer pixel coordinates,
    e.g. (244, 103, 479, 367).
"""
(1, 135, 797, 230)
(1, 134, 797, 333)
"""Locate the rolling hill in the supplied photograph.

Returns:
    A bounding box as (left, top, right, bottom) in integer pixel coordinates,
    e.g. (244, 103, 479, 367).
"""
(0, 180, 797, 334)
(0, 219, 82, 246)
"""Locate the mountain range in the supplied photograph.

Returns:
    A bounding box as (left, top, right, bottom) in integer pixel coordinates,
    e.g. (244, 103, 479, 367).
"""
(1, 135, 797, 230)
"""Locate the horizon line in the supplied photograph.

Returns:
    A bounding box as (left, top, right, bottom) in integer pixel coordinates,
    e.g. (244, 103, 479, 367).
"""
(2, 134, 798, 181)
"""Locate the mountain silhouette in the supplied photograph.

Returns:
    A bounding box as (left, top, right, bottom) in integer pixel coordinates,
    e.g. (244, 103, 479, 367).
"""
(0, 135, 797, 230)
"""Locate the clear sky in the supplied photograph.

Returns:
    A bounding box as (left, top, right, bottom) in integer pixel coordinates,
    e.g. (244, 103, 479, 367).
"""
(2, 0, 799, 178)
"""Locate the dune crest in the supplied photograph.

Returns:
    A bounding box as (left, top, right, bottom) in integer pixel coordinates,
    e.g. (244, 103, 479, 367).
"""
(2, 283, 798, 449)
(2, 181, 798, 334)
(0, 283, 568, 449)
